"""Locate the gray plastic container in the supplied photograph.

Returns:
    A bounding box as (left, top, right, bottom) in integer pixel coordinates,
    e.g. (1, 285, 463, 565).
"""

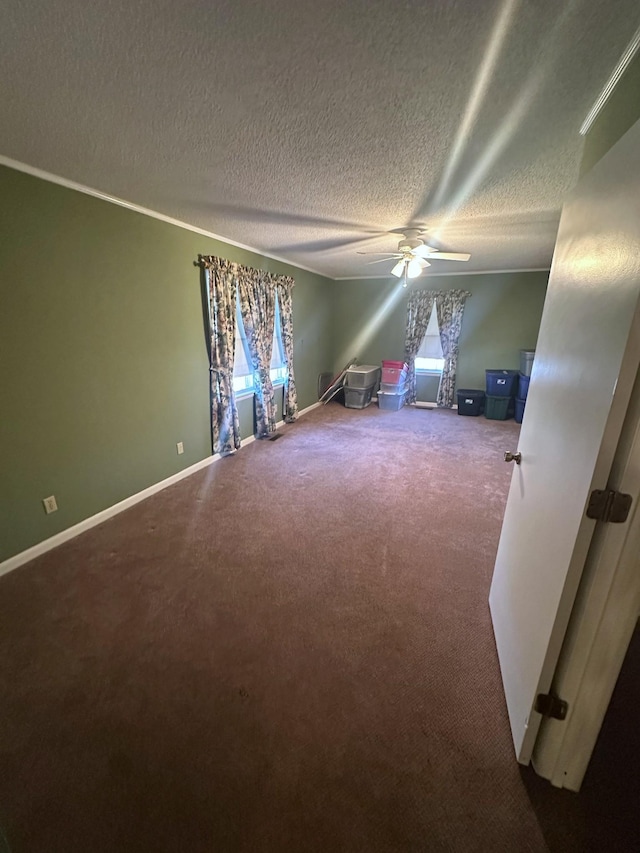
(344, 384, 375, 409)
(520, 350, 535, 376)
(345, 365, 381, 389)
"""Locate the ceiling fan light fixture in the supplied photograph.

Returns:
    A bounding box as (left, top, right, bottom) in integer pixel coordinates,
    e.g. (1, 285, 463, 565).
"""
(407, 258, 423, 278)
(391, 260, 405, 277)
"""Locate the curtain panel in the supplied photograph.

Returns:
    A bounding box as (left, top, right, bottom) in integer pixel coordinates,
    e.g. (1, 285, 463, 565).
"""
(404, 290, 435, 404)
(201, 255, 298, 441)
(238, 268, 278, 438)
(435, 289, 471, 408)
(202, 256, 242, 454)
(276, 277, 299, 422)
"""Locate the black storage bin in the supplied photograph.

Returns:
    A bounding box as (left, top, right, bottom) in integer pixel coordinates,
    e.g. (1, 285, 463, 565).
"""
(514, 397, 526, 424)
(486, 369, 519, 397)
(457, 389, 485, 416)
(518, 372, 530, 400)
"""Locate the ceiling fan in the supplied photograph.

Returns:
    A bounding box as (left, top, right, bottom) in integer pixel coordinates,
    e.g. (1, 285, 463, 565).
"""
(358, 229, 470, 285)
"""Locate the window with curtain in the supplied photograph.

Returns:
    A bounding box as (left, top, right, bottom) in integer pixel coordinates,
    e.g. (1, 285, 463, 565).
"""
(415, 306, 445, 372)
(233, 291, 287, 394)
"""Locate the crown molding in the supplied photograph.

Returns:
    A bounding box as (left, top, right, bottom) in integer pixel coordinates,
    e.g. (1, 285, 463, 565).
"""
(334, 267, 551, 281)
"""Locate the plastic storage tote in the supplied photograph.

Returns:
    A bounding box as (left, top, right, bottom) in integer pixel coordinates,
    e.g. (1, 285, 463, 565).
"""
(484, 394, 512, 420)
(345, 365, 381, 388)
(456, 389, 485, 416)
(514, 397, 526, 424)
(520, 350, 535, 376)
(486, 369, 519, 397)
(380, 380, 408, 394)
(382, 360, 406, 370)
(381, 366, 408, 385)
(344, 385, 375, 409)
(378, 390, 405, 411)
(518, 372, 530, 400)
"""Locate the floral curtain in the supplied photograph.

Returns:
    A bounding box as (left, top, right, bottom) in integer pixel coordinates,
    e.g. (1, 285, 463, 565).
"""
(435, 289, 471, 408)
(202, 257, 242, 454)
(238, 268, 277, 438)
(276, 276, 299, 422)
(403, 290, 435, 404)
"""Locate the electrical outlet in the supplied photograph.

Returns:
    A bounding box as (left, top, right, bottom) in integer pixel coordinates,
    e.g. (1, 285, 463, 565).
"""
(176, 441, 184, 455)
(43, 495, 58, 514)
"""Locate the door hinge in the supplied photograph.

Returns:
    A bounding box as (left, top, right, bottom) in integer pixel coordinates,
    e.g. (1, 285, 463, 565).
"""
(535, 693, 568, 720)
(586, 489, 632, 523)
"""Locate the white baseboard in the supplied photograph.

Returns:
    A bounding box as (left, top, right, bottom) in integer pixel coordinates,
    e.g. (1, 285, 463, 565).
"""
(0, 401, 322, 578)
(294, 401, 322, 418)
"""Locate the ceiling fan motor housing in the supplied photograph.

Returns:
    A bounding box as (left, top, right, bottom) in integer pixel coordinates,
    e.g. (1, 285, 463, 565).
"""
(397, 229, 424, 253)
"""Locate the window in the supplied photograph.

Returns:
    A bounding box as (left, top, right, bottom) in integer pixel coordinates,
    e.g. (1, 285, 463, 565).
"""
(233, 292, 288, 394)
(415, 307, 445, 372)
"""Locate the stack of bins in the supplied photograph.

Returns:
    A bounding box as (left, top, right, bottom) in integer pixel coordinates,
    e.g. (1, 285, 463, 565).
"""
(377, 360, 408, 411)
(344, 365, 381, 409)
(485, 369, 519, 419)
(515, 349, 535, 423)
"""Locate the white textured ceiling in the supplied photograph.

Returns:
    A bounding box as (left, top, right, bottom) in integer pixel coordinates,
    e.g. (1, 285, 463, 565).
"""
(1, 0, 638, 279)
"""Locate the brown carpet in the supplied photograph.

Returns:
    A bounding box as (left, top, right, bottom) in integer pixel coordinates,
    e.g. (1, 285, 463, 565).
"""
(0, 404, 637, 852)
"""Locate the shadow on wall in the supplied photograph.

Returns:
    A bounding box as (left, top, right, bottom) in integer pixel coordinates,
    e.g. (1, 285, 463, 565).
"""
(334, 281, 407, 371)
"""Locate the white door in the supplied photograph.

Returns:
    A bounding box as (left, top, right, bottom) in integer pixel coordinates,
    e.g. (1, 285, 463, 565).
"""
(488, 117, 640, 764)
(532, 361, 640, 790)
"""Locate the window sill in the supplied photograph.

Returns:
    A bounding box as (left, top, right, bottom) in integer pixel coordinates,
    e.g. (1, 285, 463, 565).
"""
(234, 380, 286, 399)
(234, 388, 254, 400)
(416, 369, 443, 377)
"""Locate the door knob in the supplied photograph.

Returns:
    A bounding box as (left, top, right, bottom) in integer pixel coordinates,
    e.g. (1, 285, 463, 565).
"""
(504, 451, 522, 465)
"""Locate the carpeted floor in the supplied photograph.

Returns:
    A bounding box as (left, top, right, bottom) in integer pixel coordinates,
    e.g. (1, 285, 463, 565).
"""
(0, 404, 637, 852)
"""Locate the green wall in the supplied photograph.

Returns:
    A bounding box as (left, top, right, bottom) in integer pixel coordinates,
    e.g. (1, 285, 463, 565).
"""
(580, 51, 640, 177)
(0, 162, 550, 565)
(0, 165, 334, 562)
(332, 271, 548, 399)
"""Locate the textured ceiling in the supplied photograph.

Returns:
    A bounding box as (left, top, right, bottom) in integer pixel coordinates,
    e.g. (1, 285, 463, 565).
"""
(1, 0, 638, 279)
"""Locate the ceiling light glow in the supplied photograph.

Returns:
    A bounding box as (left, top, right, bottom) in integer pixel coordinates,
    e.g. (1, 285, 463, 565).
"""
(407, 258, 423, 278)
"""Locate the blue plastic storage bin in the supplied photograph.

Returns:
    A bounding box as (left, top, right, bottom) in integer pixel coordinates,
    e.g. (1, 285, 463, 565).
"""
(486, 369, 519, 397)
(518, 372, 530, 400)
(514, 397, 526, 424)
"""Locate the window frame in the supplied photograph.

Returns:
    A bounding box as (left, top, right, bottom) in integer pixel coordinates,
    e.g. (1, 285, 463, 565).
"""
(415, 307, 445, 375)
(232, 292, 288, 397)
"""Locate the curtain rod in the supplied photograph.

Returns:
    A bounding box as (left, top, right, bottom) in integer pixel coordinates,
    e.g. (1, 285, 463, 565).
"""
(194, 255, 295, 285)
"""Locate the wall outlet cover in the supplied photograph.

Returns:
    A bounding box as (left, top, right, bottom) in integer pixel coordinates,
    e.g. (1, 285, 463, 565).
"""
(43, 495, 58, 514)
(176, 442, 184, 455)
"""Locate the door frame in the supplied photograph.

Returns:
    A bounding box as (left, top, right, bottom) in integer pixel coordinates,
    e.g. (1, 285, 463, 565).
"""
(532, 329, 640, 791)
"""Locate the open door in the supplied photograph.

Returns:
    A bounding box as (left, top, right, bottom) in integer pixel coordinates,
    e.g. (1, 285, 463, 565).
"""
(488, 117, 640, 765)
(532, 359, 640, 789)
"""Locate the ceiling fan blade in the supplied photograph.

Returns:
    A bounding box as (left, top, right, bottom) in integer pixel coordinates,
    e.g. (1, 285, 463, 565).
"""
(366, 257, 400, 265)
(391, 260, 406, 278)
(423, 252, 471, 261)
(407, 257, 431, 278)
(357, 251, 402, 257)
(413, 244, 439, 258)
